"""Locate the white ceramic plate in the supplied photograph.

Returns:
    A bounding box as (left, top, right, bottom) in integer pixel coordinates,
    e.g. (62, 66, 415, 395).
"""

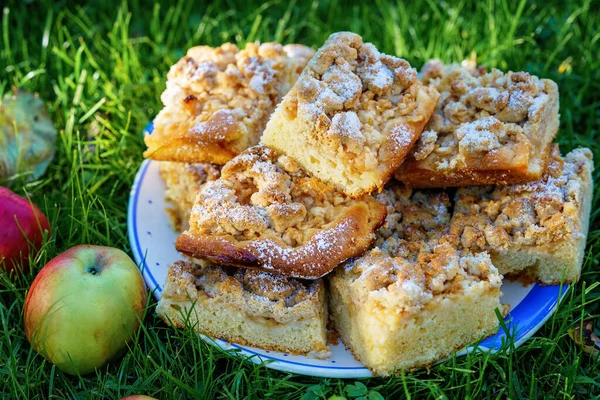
(127, 125, 568, 378)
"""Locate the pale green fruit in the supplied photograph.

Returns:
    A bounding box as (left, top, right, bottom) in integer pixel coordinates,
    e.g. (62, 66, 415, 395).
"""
(24, 245, 147, 375)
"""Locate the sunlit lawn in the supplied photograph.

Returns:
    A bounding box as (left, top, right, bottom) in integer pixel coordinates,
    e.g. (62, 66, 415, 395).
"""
(1, 0, 599, 398)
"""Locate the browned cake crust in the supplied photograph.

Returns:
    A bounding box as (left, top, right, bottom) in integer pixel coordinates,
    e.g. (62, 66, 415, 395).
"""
(262, 32, 439, 197)
(396, 60, 559, 188)
(175, 145, 387, 279)
(144, 43, 314, 164)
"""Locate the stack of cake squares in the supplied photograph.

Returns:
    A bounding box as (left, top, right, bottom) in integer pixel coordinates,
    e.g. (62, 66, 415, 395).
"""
(143, 32, 593, 376)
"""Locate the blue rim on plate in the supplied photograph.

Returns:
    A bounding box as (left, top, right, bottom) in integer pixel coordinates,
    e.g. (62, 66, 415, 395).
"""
(127, 122, 569, 378)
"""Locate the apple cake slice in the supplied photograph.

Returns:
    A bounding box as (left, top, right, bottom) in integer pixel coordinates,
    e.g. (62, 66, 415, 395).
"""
(262, 32, 439, 197)
(329, 234, 503, 376)
(175, 145, 387, 279)
(144, 42, 314, 164)
(159, 162, 221, 230)
(157, 260, 329, 358)
(329, 186, 504, 375)
(450, 145, 594, 284)
(396, 60, 559, 188)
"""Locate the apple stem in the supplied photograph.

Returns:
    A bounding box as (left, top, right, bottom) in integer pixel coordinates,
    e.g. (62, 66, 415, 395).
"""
(87, 266, 99, 275)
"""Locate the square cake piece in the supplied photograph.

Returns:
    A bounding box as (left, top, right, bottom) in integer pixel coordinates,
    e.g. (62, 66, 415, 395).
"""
(157, 260, 329, 358)
(329, 186, 504, 375)
(329, 235, 503, 376)
(262, 32, 439, 197)
(450, 145, 594, 284)
(396, 60, 559, 188)
(159, 162, 221, 230)
(144, 43, 314, 164)
(175, 145, 387, 279)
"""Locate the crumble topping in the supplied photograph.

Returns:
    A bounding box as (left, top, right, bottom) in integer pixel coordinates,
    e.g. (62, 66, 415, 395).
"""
(374, 183, 451, 244)
(282, 32, 428, 170)
(339, 182, 501, 313)
(412, 130, 438, 161)
(450, 146, 593, 249)
(409, 61, 554, 165)
(455, 117, 522, 156)
(188, 145, 372, 247)
(343, 235, 501, 314)
(164, 42, 291, 139)
(145, 42, 313, 162)
(168, 260, 319, 310)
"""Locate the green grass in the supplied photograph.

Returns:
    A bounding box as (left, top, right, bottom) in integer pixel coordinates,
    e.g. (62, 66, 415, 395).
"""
(1, 0, 599, 398)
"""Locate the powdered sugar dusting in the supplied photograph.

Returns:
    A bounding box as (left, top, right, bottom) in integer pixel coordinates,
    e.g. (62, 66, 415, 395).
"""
(347, 236, 500, 314)
(362, 62, 394, 92)
(455, 117, 502, 154)
(510, 171, 567, 206)
(389, 124, 414, 149)
(527, 93, 549, 121)
(322, 62, 362, 104)
(161, 83, 186, 105)
(145, 41, 306, 164)
(189, 62, 220, 82)
(329, 111, 363, 141)
(452, 146, 592, 250)
(162, 261, 323, 331)
(190, 109, 240, 142)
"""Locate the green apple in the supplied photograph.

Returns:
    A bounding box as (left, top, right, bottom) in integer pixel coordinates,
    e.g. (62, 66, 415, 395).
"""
(23, 244, 147, 375)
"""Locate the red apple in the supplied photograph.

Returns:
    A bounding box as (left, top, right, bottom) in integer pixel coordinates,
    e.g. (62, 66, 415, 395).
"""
(0, 186, 50, 274)
(24, 245, 148, 375)
(120, 396, 158, 400)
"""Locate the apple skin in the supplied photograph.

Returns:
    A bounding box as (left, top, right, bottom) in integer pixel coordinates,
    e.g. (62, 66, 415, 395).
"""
(0, 186, 50, 274)
(23, 245, 147, 375)
(120, 396, 158, 400)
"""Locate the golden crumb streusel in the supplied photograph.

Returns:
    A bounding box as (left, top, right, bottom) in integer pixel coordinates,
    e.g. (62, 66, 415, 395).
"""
(342, 235, 502, 314)
(168, 260, 319, 314)
(263, 32, 439, 197)
(374, 183, 451, 245)
(176, 144, 386, 279)
(340, 186, 502, 313)
(397, 60, 559, 188)
(450, 145, 593, 249)
(189, 145, 374, 247)
(145, 42, 314, 164)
